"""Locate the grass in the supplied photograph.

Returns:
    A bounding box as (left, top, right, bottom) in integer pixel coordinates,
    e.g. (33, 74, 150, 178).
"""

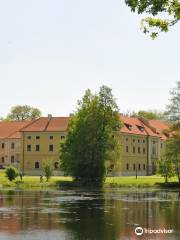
(0, 170, 179, 189)
(105, 176, 179, 188)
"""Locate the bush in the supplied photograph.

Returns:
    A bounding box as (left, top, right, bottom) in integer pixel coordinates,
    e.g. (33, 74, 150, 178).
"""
(5, 166, 19, 182)
(43, 160, 53, 182)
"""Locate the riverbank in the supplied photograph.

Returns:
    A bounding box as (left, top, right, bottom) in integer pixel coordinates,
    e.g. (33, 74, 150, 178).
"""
(0, 171, 179, 189)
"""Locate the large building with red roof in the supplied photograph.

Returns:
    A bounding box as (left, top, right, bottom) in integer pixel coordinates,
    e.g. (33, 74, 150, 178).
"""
(0, 121, 31, 169)
(0, 115, 170, 176)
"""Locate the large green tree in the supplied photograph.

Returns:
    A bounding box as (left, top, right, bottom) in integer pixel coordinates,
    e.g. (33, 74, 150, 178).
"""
(7, 105, 41, 121)
(60, 86, 121, 185)
(165, 133, 180, 183)
(125, 0, 180, 38)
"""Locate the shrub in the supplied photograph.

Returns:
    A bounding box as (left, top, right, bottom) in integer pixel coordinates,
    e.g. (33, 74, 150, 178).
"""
(43, 160, 53, 182)
(5, 166, 19, 182)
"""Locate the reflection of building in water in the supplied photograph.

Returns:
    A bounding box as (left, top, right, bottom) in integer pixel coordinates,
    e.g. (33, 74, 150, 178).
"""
(0, 115, 170, 176)
(0, 190, 179, 239)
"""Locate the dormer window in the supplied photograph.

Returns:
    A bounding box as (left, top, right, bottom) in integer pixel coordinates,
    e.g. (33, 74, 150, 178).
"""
(125, 124, 132, 131)
(137, 125, 144, 132)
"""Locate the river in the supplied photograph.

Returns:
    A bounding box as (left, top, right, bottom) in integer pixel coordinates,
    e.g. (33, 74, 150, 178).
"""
(0, 188, 180, 240)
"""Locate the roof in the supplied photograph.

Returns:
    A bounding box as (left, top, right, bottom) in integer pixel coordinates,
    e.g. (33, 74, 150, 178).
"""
(0, 121, 31, 139)
(147, 119, 171, 140)
(21, 117, 69, 132)
(120, 115, 159, 137)
(148, 120, 170, 132)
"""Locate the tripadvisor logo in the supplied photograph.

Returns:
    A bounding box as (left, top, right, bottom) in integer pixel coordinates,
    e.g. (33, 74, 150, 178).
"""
(135, 227, 143, 236)
(135, 226, 174, 236)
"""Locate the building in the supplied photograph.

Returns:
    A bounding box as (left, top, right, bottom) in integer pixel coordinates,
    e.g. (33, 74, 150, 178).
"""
(0, 121, 30, 169)
(0, 115, 170, 176)
(20, 115, 69, 175)
(117, 116, 170, 176)
(20, 115, 170, 176)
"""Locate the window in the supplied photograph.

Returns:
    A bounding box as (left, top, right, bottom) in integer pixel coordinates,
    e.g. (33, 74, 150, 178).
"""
(133, 139, 135, 142)
(61, 135, 65, 140)
(54, 162, 59, 169)
(27, 145, 31, 151)
(36, 145, 40, 151)
(133, 164, 136, 171)
(1, 157, 4, 163)
(27, 136, 31, 140)
(143, 139, 145, 143)
(133, 146, 136, 153)
(126, 163, 129, 170)
(126, 138, 128, 142)
(49, 136, 53, 140)
(138, 164, 141, 170)
(143, 164, 146, 170)
(11, 156, 15, 163)
(161, 143, 163, 148)
(153, 141, 155, 144)
(125, 124, 132, 131)
(138, 139, 140, 143)
(126, 146, 129, 153)
(36, 136, 40, 140)
(152, 147, 156, 155)
(1, 143, 5, 149)
(143, 148, 146, 154)
(49, 145, 53, 151)
(137, 126, 144, 132)
(138, 147, 141, 154)
(35, 162, 39, 169)
(11, 142, 15, 149)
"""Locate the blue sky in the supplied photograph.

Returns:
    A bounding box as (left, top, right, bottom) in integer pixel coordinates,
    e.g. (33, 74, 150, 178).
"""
(0, 0, 179, 117)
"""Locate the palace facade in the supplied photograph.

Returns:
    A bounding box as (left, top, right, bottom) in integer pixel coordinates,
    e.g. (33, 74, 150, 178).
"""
(0, 115, 170, 176)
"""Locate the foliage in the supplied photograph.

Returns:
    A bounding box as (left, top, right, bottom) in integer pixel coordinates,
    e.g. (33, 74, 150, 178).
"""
(165, 132, 180, 182)
(43, 160, 53, 182)
(7, 105, 41, 121)
(60, 86, 121, 185)
(5, 166, 19, 182)
(158, 156, 175, 182)
(166, 81, 180, 123)
(125, 0, 180, 38)
(131, 110, 167, 120)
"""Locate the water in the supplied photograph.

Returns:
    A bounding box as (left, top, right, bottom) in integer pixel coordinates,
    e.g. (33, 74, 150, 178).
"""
(0, 188, 180, 240)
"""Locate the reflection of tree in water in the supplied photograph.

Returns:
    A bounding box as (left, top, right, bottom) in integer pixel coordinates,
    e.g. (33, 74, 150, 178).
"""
(58, 193, 108, 240)
(0, 189, 180, 239)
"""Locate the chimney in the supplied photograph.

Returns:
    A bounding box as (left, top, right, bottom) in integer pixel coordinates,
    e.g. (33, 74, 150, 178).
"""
(48, 114, 52, 120)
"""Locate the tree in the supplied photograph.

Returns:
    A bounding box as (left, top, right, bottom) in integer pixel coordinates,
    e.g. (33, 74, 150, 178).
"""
(60, 86, 121, 185)
(5, 166, 19, 182)
(131, 110, 167, 120)
(165, 132, 180, 183)
(125, 0, 180, 38)
(166, 81, 180, 123)
(7, 105, 41, 121)
(43, 160, 53, 182)
(158, 156, 175, 183)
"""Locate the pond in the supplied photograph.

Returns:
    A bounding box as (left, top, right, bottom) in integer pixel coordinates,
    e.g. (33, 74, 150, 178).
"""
(0, 188, 180, 240)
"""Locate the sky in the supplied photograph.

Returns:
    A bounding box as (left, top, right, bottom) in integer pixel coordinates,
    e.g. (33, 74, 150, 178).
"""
(0, 0, 179, 117)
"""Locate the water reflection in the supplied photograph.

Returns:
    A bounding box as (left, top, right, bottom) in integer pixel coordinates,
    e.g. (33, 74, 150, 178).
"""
(0, 189, 180, 239)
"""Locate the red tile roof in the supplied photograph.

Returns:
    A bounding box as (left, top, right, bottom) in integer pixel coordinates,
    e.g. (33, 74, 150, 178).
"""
(120, 115, 158, 137)
(21, 117, 69, 132)
(147, 119, 171, 140)
(0, 121, 31, 139)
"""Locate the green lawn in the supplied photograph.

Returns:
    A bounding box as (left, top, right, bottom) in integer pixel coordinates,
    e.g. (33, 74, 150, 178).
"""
(105, 176, 178, 187)
(0, 170, 179, 189)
